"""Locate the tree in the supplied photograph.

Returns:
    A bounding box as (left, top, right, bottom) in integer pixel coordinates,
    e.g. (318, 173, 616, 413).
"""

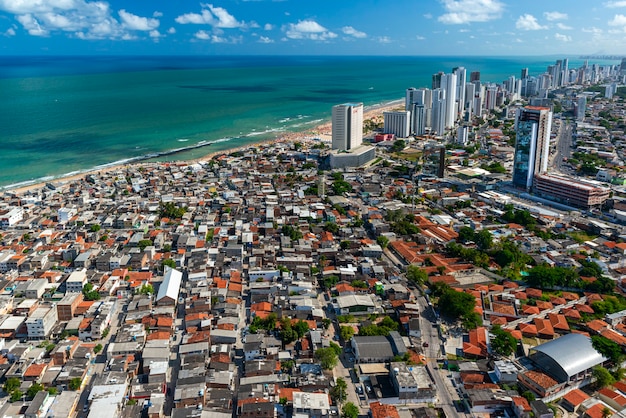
(94, 344, 103, 354)
(406, 265, 428, 286)
(391, 140, 406, 153)
(315, 347, 339, 369)
(138, 239, 153, 251)
(322, 318, 331, 330)
(69, 378, 82, 391)
(280, 319, 298, 345)
(340, 326, 355, 342)
(90, 224, 101, 232)
(592, 335, 624, 365)
(279, 397, 288, 406)
(521, 391, 536, 402)
(458, 226, 475, 243)
(4, 377, 20, 393)
(9, 390, 23, 402)
(438, 288, 476, 320)
(593, 366, 615, 388)
(82, 283, 101, 301)
(490, 326, 517, 357)
(47, 387, 58, 395)
(602, 407, 613, 418)
(26, 383, 44, 399)
(294, 320, 310, 339)
(342, 402, 359, 418)
(330, 378, 348, 404)
(159, 202, 187, 219)
(138, 284, 154, 295)
(162, 258, 177, 270)
(475, 229, 493, 251)
(376, 235, 389, 249)
(281, 360, 294, 373)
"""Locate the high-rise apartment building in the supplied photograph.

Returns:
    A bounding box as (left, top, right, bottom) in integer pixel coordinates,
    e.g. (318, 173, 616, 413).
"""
(383, 111, 411, 138)
(512, 107, 553, 189)
(576, 96, 587, 121)
(332, 103, 363, 151)
(441, 73, 457, 130)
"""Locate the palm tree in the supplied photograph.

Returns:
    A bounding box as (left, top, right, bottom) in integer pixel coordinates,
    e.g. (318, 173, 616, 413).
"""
(603, 406, 613, 418)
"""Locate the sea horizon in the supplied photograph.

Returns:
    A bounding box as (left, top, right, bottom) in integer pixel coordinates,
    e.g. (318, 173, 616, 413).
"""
(0, 55, 621, 190)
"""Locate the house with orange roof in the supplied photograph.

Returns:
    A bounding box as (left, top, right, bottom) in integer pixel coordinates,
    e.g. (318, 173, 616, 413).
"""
(535, 300, 553, 311)
(463, 327, 489, 359)
(512, 396, 532, 417)
(522, 305, 540, 316)
(583, 402, 615, 418)
(526, 288, 543, 299)
(23, 362, 48, 381)
(534, 318, 555, 339)
(598, 388, 626, 410)
(370, 402, 400, 418)
(547, 313, 569, 333)
(519, 322, 538, 337)
(601, 329, 626, 347)
(518, 370, 559, 398)
(586, 319, 609, 333)
(560, 388, 590, 412)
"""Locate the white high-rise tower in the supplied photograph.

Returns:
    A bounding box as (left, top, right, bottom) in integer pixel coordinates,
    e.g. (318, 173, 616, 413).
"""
(441, 73, 457, 130)
(332, 103, 363, 151)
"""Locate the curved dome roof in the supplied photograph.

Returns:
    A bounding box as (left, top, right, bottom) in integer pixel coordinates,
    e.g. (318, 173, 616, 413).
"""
(530, 333, 607, 382)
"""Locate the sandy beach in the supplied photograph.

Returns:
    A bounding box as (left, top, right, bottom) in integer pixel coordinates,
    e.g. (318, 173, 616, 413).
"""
(3, 99, 403, 196)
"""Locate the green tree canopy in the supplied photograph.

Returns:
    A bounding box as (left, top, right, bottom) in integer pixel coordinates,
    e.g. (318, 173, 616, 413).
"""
(340, 326, 354, 341)
(490, 326, 517, 357)
(342, 402, 359, 418)
(330, 377, 348, 404)
(26, 383, 44, 399)
(69, 377, 82, 391)
(407, 265, 428, 286)
(592, 335, 624, 365)
(315, 347, 339, 369)
(593, 366, 615, 388)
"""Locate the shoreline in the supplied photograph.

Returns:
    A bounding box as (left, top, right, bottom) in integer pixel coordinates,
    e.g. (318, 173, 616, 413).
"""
(2, 98, 404, 196)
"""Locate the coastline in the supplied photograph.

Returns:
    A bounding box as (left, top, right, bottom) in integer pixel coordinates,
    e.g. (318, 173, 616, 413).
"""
(2, 99, 403, 196)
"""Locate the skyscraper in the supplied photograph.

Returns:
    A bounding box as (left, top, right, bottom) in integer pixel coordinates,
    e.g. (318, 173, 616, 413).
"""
(332, 103, 363, 151)
(470, 71, 481, 83)
(441, 73, 457, 130)
(512, 107, 553, 189)
(454, 67, 467, 120)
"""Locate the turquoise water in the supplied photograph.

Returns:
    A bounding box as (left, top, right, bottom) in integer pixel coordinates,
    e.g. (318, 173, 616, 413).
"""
(0, 55, 616, 188)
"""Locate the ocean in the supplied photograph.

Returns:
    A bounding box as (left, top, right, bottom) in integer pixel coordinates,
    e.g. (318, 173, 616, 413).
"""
(0, 55, 615, 189)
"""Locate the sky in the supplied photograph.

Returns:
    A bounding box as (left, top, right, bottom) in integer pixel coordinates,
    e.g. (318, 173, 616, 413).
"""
(2, 0, 626, 55)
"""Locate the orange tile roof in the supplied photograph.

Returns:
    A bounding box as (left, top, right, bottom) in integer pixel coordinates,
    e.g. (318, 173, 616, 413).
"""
(228, 282, 242, 293)
(146, 331, 171, 341)
(548, 313, 569, 332)
(599, 388, 626, 407)
(534, 318, 554, 336)
(370, 402, 400, 418)
(522, 305, 540, 315)
(276, 388, 302, 402)
(601, 329, 626, 346)
(490, 317, 508, 326)
(519, 322, 537, 336)
(562, 388, 589, 406)
(511, 396, 531, 412)
(536, 300, 554, 311)
(584, 403, 614, 418)
(521, 370, 557, 390)
(587, 319, 609, 333)
(23, 363, 47, 378)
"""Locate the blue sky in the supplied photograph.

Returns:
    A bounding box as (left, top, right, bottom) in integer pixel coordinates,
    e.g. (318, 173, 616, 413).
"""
(1, 0, 626, 55)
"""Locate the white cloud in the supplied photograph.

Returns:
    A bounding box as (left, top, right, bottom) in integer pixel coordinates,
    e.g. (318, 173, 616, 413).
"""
(16, 14, 48, 36)
(258, 35, 273, 43)
(342, 26, 366, 38)
(438, 0, 504, 24)
(609, 14, 626, 25)
(556, 23, 572, 30)
(153, 11, 162, 18)
(554, 32, 571, 41)
(149, 29, 161, 38)
(423, 13, 433, 19)
(264, 23, 273, 30)
(194, 29, 210, 39)
(377, 36, 391, 43)
(167, 27, 176, 34)
(515, 14, 546, 30)
(284, 19, 337, 41)
(3, 25, 16, 36)
(176, 4, 244, 28)
(0, 0, 162, 40)
(605, 1, 626, 7)
(582, 26, 603, 33)
(416, 35, 425, 40)
(119, 9, 159, 31)
(544, 11, 567, 21)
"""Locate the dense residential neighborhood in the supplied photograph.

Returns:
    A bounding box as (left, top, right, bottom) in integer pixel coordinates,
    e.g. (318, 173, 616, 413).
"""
(2, 59, 626, 418)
